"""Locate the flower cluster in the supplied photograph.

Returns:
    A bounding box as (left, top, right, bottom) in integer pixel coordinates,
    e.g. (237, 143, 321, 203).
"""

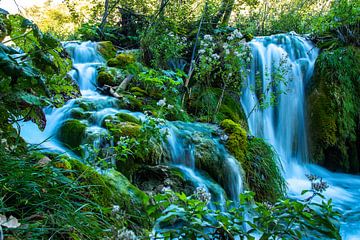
(227, 29, 243, 41)
(116, 227, 137, 240)
(194, 186, 211, 203)
(306, 174, 329, 193)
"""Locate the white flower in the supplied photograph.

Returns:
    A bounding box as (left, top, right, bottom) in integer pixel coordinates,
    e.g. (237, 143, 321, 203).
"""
(116, 227, 137, 240)
(194, 186, 211, 203)
(211, 53, 220, 60)
(204, 34, 213, 41)
(157, 99, 166, 107)
(246, 57, 251, 62)
(161, 186, 172, 193)
(112, 205, 120, 214)
(167, 104, 174, 110)
(1, 139, 7, 145)
(225, 49, 230, 55)
(228, 72, 233, 77)
(227, 35, 234, 41)
(223, 43, 229, 49)
(0, 215, 21, 229)
(198, 49, 206, 55)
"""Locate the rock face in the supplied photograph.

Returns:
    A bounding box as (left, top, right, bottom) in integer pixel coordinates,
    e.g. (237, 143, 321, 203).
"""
(307, 47, 360, 173)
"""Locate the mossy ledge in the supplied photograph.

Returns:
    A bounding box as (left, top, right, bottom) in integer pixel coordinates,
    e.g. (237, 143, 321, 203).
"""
(220, 119, 286, 202)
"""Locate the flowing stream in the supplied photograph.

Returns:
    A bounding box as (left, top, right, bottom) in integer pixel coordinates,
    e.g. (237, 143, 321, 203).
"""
(19, 41, 243, 207)
(241, 33, 360, 239)
(18, 37, 360, 239)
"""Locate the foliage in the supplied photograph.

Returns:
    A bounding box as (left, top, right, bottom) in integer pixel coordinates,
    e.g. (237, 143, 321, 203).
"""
(0, 14, 78, 129)
(308, 46, 360, 172)
(148, 176, 341, 239)
(140, 22, 188, 68)
(0, 142, 150, 239)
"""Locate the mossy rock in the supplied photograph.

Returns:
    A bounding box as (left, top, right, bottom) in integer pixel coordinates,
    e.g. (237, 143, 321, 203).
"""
(245, 138, 286, 202)
(307, 47, 360, 172)
(77, 100, 96, 111)
(220, 119, 285, 202)
(70, 107, 91, 120)
(97, 71, 115, 87)
(107, 53, 136, 68)
(220, 119, 247, 162)
(115, 112, 141, 124)
(105, 121, 141, 139)
(57, 119, 87, 151)
(97, 41, 117, 60)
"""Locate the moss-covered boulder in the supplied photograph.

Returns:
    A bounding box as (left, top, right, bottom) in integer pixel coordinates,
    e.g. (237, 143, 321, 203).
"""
(105, 121, 141, 139)
(245, 138, 286, 202)
(130, 86, 148, 97)
(220, 119, 285, 202)
(308, 47, 360, 172)
(57, 119, 87, 151)
(220, 119, 247, 161)
(107, 53, 136, 68)
(97, 41, 117, 60)
(70, 107, 91, 120)
(97, 71, 115, 86)
(116, 112, 141, 124)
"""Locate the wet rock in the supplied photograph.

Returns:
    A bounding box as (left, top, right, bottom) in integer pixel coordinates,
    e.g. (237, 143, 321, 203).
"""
(57, 119, 87, 151)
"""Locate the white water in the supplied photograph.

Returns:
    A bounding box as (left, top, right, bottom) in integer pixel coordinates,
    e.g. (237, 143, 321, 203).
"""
(19, 41, 244, 207)
(241, 33, 360, 239)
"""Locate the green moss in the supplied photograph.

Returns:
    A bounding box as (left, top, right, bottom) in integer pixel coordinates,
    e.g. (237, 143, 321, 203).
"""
(220, 119, 285, 202)
(116, 112, 141, 124)
(97, 71, 115, 86)
(245, 138, 286, 202)
(107, 53, 136, 68)
(57, 119, 87, 151)
(70, 107, 91, 120)
(130, 86, 148, 97)
(308, 46, 360, 172)
(220, 119, 247, 162)
(105, 121, 141, 139)
(97, 41, 117, 60)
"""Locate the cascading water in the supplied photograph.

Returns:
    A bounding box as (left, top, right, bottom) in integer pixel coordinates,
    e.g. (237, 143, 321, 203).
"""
(241, 33, 360, 239)
(19, 41, 244, 208)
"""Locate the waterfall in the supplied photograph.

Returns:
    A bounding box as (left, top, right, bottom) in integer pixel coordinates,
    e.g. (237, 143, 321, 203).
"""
(19, 41, 244, 207)
(241, 33, 360, 239)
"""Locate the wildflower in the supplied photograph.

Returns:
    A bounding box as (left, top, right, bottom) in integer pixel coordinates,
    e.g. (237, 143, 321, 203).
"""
(311, 179, 329, 193)
(198, 49, 206, 55)
(167, 104, 174, 110)
(223, 43, 229, 49)
(112, 205, 120, 214)
(211, 54, 220, 60)
(116, 227, 137, 240)
(194, 186, 211, 203)
(225, 49, 230, 55)
(1, 138, 7, 145)
(227, 35, 234, 41)
(246, 57, 251, 62)
(0, 215, 21, 228)
(204, 34, 213, 41)
(157, 99, 166, 107)
(161, 186, 172, 193)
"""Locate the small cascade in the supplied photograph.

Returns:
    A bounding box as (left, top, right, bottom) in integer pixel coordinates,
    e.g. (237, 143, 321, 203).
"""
(241, 33, 360, 239)
(165, 121, 243, 202)
(19, 41, 244, 208)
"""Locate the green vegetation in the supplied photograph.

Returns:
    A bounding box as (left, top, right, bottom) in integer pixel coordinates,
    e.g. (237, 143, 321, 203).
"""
(308, 46, 360, 172)
(220, 119, 286, 202)
(1, 0, 356, 238)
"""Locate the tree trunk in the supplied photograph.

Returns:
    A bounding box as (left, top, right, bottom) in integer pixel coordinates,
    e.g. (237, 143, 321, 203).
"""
(99, 0, 110, 32)
(213, 0, 235, 27)
(214, 82, 227, 119)
(116, 74, 134, 93)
